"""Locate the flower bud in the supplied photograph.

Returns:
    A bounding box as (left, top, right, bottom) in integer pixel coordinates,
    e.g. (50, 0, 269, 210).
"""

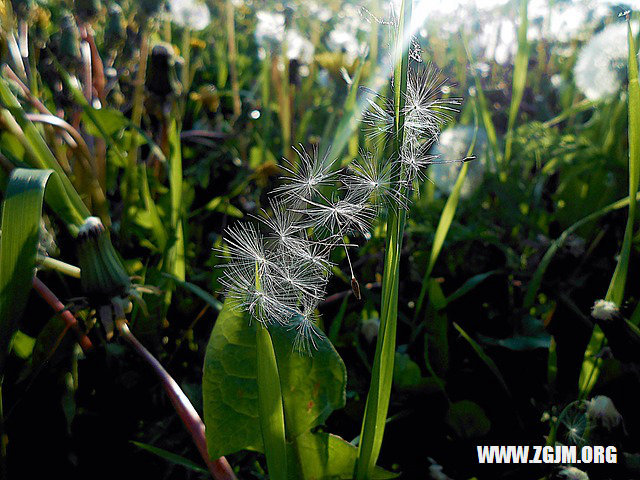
(77, 217, 131, 301)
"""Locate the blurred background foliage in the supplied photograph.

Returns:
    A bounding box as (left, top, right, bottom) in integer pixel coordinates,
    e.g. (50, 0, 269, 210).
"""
(0, 0, 639, 478)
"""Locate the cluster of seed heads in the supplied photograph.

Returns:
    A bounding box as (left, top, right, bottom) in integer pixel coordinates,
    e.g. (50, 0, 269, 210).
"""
(218, 30, 464, 353)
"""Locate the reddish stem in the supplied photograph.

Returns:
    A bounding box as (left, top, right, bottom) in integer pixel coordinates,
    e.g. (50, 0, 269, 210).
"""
(32, 278, 236, 479)
(117, 322, 237, 480)
(32, 277, 93, 353)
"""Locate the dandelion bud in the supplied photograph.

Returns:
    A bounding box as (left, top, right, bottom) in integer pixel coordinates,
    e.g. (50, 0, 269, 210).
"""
(586, 395, 623, 431)
(145, 43, 182, 99)
(104, 3, 126, 52)
(10, 0, 34, 21)
(77, 217, 131, 301)
(75, 0, 102, 23)
(59, 12, 81, 68)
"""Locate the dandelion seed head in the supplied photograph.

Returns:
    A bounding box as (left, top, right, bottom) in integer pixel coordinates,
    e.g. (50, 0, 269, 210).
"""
(273, 146, 339, 203)
(168, 0, 210, 30)
(591, 299, 619, 321)
(574, 22, 639, 101)
(342, 150, 407, 209)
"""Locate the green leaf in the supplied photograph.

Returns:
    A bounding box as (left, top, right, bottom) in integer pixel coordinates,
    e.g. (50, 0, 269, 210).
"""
(10, 330, 36, 359)
(393, 352, 422, 389)
(0, 80, 87, 229)
(203, 298, 347, 459)
(0, 168, 54, 373)
(288, 431, 399, 480)
(445, 400, 491, 439)
(452, 322, 512, 400)
(256, 325, 288, 479)
(130, 441, 209, 474)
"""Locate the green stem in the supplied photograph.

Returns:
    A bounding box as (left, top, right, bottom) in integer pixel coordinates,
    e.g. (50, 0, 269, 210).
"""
(256, 325, 287, 480)
(356, 1, 411, 478)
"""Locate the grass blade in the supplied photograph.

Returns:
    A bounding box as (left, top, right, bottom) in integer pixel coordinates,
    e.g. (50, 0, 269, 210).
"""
(578, 18, 640, 398)
(504, 0, 530, 163)
(0, 168, 53, 373)
(256, 325, 287, 480)
(356, 1, 411, 478)
(130, 441, 209, 474)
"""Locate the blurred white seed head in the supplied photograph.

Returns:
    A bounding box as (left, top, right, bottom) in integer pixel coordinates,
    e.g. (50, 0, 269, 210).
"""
(574, 22, 639, 101)
(586, 395, 623, 431)
(168, 0, 211, 30)
(591, 299, 619, 321)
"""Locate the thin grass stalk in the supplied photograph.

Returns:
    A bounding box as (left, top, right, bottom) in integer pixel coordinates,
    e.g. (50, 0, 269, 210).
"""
(504, 0, 529, 164)
(578, 18, 640, 398)
(356, 1, 411, 478)
(225, 0, 242, 120)
(256, 325, 287, 480)
(124, 25, 150, 210)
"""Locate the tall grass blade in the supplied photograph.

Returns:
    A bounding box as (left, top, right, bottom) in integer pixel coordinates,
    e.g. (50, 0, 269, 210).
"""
(579, 19, 640, 398)
(256, 325, 287, 480)
(504, 0, 529, 163)
(356, 1, 411, 478)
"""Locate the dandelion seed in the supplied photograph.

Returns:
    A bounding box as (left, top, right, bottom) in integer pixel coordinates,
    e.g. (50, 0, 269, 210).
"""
(303, 193, 375, 236)
(291, 298, 323, 355)
(591, 299, 619, 321)
(404, 66, 461, 143)
(220, 264, 290, 325)
(342, 150, 407, 209)
(219, 222, 272, 275)
(256, 200, 306, 253)
(273, 145, 339, 203)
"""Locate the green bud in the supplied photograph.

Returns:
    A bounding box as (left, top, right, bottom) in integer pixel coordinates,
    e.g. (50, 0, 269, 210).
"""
(59, 12, 81, 67)
(77, 217, 131, 301)
(105, 3, 125, 51)
(145, 42, 182, 99)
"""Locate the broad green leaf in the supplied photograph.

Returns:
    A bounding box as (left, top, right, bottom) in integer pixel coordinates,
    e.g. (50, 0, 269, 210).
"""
(288, 431, 398, 480)
(203, 297, 347, 459)
(0, 168, 53, 373)
(130, 441, 209, 474)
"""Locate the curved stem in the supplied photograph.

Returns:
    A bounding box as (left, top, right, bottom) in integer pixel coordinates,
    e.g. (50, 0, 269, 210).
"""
(117, 321, 237, 480)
